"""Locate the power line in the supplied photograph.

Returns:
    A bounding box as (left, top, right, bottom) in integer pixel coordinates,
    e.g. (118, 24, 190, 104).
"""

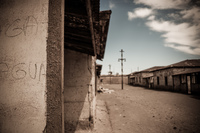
(118, 49, 126, 90)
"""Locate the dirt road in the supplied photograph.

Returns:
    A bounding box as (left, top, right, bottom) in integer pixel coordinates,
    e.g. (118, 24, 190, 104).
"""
(97, 84, 200, 133)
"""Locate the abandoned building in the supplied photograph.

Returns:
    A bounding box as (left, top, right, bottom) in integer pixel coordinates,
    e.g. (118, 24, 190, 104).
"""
(100, 75, 128, 84)
(0, 0, 111, 133)
(128, 59, 200, 94)
(128, 66, 164, 88)
(153, 59, 200, 94)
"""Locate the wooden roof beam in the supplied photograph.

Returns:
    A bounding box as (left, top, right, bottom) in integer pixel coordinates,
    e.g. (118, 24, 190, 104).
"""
(85, 0, 96, 56)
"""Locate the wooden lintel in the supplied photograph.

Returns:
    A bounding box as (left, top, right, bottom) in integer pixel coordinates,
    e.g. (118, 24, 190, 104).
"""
(85, 0, 96, 56)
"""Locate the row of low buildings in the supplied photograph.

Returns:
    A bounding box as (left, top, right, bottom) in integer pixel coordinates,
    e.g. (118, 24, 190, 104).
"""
(100, 75, 128, 84)
(128, 59, 200, 94)
(0, 0, 111, 133)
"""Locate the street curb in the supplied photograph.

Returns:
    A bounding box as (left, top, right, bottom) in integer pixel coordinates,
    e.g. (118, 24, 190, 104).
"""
(93, 99, 113, 133)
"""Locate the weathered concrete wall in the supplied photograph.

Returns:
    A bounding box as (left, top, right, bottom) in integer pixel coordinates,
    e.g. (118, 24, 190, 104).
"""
(153, 69, 173, 91)
(153, 68, 197, 92)
(173, 75, 181, 91)
(192, 84, 200, 94)
(100, 75, 128, 84)
(173, 70, 200, 94)
(46, 0, 64, 132)
(133, 73, 143, 86)
(64, 49, 96, 132)
(0, 0, 48, 132)
(172, 68, 198, 94)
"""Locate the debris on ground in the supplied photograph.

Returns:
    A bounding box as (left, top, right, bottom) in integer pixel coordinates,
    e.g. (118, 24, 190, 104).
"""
(97, 86, 114, 94)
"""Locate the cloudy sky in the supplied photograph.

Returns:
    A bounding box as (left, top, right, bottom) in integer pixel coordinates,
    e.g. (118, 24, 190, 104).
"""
(98, 0, 200, 75)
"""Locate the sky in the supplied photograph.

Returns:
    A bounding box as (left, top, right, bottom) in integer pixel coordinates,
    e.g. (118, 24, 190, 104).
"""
(97, 0, 200, 75)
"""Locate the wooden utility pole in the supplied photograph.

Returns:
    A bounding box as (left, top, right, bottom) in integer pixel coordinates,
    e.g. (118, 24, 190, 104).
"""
(109, 64, 112, 84)
(118, 49, 126, 90)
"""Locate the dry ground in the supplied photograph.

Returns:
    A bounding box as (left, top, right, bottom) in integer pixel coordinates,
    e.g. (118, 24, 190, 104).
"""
(96, 84, 200, 133)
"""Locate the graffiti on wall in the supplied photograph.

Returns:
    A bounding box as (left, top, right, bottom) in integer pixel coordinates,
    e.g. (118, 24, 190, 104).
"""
(5, 16, 38, 37)
(0, 61, 45, 81)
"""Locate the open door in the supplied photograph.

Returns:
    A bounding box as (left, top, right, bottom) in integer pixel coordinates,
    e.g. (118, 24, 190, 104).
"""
(187, 76, 191, 94)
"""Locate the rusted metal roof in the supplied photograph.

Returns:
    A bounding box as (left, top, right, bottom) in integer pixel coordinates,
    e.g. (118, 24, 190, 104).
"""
(152, 59, 200, 72)
(169, 59, 200, 67)
(100, 75, 128, 77)
(130, 75, 136, 79)
(142, 73, 154, 78)
(140, 66, 164, 72)
(127, 66, 164, 76)
(173, 68, 200, 76)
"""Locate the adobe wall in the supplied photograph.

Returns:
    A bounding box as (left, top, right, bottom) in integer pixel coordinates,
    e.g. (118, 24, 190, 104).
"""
(0, 0, 48, 132)
(173, 75, 181, 91)
(153, 68, 197, 92)
(173, 68, 200, 94)
(100, 76, 128, 84)
(172, 68, 196, 94)
(153, 69, 173, 91)
(173, 75, 187, 93)
(64, 49, 96, 132)
(133, 73, 142, 86)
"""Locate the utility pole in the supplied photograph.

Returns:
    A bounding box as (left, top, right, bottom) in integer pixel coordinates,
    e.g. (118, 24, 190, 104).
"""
(108, 64, 112, 84)
(118, 49, 126, 90)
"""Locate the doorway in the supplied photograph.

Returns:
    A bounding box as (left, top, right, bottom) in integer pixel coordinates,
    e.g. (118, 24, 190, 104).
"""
(187, 76, 191, 94)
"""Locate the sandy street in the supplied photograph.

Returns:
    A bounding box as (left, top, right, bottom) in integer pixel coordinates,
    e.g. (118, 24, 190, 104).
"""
(97, 84, 200, 133)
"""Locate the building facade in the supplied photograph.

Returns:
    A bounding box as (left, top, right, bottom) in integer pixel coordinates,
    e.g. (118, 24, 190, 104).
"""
(128, 60, 200, 94)
(128, 66, 163, 88)
(100, 75, 128, 84)
(0, 0, 111, 132)
(153, 60, 200, 94)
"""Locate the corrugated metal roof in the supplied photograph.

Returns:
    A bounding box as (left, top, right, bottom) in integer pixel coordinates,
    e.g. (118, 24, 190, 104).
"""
(152, 59, 200, 72)
(169, 59, 200, 67)
(140, 66, 164, 72)
(173, 68, 200, 76)
(127, 66, 164, 76)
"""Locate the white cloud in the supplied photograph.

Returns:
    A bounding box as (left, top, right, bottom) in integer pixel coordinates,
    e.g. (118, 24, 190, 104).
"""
(146, 19, 200, 55)
(147, 15, 155, 21)
(165, 44, 200, 55)
(134, 0, 190, 9)
(128, 8, 153, 20)
(130, 0, 200, 55)
(181, 7, 200, 23)
(109, 1, 115, 9)
(168, 13, 181, 19)
(146, 20, 200, 47)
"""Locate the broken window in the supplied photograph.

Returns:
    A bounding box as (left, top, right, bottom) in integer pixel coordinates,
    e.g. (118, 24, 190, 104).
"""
(193, 72, 200, 84)
(157, 77, 159, 85)
(192, 73, 196, 84)
(181, 75, 186, 83)
(165, 76, 168, 86)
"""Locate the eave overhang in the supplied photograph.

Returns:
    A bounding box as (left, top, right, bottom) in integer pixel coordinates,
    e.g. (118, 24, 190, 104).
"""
(97, 10, 112, 60)
(64, 0, 99, 56)
(96, 64, 102, 76)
